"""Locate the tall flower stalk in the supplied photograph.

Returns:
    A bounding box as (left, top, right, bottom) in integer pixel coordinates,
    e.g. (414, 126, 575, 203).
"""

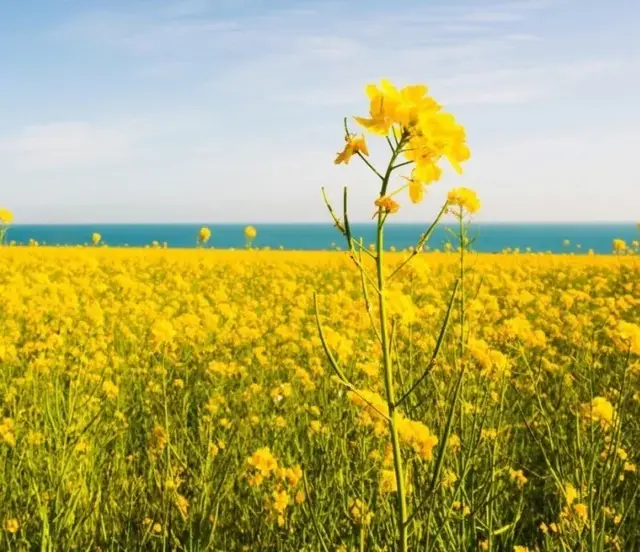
(197, 227, 211, 248)
(314, 79, 479, 550)
(0, 207, 13, 246)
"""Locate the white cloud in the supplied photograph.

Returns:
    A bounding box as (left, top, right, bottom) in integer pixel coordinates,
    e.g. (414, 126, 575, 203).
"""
(0, 122, 142, 169)
(463, 11, 524, 22)
(432, 59, 636, 105)
(6, 0, 633, 223)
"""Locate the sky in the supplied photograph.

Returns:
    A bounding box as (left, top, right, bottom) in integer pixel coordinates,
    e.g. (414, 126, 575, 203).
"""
(0, 0, 639, 224)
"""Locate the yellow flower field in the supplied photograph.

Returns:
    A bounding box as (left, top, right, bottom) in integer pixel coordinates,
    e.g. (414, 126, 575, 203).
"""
(0, 247, 638, 550)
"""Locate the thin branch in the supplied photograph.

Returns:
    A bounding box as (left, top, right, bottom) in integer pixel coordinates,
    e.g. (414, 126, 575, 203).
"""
(391, 160, 413, 171)
(395, 279, 459, 407)
(404, 363, 466, 527)
(313, 292, 390, 421)
(356, 151, 384, 180)
(356, 240, 383, 344)
(302, 470, 331, 552)
(386, 136, 396, 153)
(388, 202, 449, 281)
(349, 237, 377, 260)
(343, 186, 352, 246)
(321, 187, 346, 236)
(343, 117, 350, 139)
(313, 292, 351, 385)
(349, 253, 382, 294)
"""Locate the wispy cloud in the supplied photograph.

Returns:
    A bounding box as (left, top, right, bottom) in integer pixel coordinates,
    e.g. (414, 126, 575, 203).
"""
(51, 0, 597, 116)
(3, 0, 638, 222)
(0, 115, 202, 170)
(0, 122, 142, 169)
(433, 59, 636, 105)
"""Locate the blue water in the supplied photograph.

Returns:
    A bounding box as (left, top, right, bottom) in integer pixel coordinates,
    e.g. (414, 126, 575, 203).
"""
(4, 223, 638, 254)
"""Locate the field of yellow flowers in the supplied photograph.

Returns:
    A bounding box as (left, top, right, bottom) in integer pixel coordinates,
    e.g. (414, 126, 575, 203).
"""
(0, 246, 638, 551)
(2, 78, 639, 551)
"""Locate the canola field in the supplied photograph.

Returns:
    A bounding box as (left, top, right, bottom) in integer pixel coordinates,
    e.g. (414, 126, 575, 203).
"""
(0, 247, 638, 551)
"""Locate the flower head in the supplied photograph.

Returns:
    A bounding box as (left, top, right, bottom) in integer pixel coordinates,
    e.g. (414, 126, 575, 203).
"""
(374, 196, 400, 216)
(0, 208, 13, 225)
(354, 79, 441, 135)
(380, 469, 398, 493)
(581, 397, 616, 428)
(338, 79, 470, 208)
(4, 518, 19, 534)
(612, 239, 627, 253)
(335, 134, 369, 165)
(447, 187, 481, 214)
(198, 227, 212, 244)
(244, 225, 257, 240)
(247, 447, 278, 477)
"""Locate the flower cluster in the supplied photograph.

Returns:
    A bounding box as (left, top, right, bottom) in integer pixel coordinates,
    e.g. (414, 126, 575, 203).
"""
(198, 226, 212, 245)
(581, 397, 616, 429)
(335, 79, 472, 209)
(348, 389, 438, 461)
(245, 447, 304, 526)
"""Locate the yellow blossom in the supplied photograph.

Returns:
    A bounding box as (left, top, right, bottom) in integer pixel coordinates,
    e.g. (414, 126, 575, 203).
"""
(564, 483, 578, 505)
(0, 208, 13, 225)
(374, 195, 400, 215)
(509, 469, 528, 489)
(244, 225, 257, 240)
(247, 447, 278, 477)
(447, 187, 481, 214)
(198, 227, 211, 244)
(612, 239, 627, 253)
(581, 397, 616, 428)
(380, 469, 398, 493)
(4, 518, 19, 533)
(271, 490, 289, 514)
(335, 134, 369, 164)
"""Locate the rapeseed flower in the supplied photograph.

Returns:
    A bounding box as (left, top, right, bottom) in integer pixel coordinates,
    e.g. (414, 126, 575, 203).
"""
(198, 227, 211, 244)
(335, 134, 369, 164)
(4, 518, 19, 534)
(581, 397, 616, 428)
(612, 239, 627, 253)
(342, 79, 470, 206)
(247, 447, 278, 477)
(447, 187, 481, 214)
(380, 469, 397, 493)
(244, 225, 257, 240)
(374, 195, 400, 215)
(0, 208, 13, 224)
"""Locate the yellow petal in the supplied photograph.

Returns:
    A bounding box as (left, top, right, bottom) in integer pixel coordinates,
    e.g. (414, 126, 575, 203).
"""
(400, 84, 428, 102)
(380, 79, 399, 97)
(408, 179, 424, 204)
(365, 84, 380, 100)
(414, 162, 443, 184)
(354, 116, 392, 136)
(355, 136, 369, 157)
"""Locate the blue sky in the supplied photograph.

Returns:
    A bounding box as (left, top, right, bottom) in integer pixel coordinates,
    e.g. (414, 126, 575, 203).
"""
(1, 0, 638, 223)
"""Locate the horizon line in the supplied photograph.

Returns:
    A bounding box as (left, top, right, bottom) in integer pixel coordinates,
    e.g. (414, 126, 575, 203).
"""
(8, 221, 639, 227)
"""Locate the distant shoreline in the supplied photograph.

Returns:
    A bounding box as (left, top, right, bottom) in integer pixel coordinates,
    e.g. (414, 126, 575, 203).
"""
(2, 222, 637, 255)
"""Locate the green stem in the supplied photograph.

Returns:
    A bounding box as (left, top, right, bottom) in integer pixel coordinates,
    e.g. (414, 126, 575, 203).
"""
(370, 134, 411, 550)
(376, 216, 408, 552)
(459, 214, 465, 356)
(356, 151, 384, 180)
